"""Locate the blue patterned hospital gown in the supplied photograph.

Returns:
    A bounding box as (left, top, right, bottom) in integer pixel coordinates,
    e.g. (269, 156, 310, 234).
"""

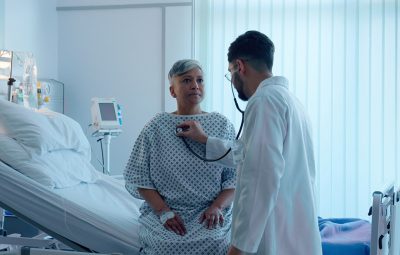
(124, 112, 236, 255)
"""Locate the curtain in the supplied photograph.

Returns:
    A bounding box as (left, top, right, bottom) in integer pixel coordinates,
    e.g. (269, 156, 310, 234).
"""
(194, 0, 399, 219)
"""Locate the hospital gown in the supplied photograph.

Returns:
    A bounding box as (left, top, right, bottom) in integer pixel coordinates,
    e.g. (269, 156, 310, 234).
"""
(124, 112, 236, 255)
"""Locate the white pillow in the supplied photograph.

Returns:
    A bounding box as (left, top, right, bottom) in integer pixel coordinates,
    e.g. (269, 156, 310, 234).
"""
(0, 99, 90, 157)
(38, 108, 91, 159)
(0, 135, 100, 188)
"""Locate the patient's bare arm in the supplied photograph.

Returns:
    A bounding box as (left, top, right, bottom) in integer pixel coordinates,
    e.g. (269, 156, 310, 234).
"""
(199, 188, 235, 229)
(138, 188, 187, 236)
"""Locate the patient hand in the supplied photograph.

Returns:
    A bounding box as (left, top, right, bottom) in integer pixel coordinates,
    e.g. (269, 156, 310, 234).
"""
(163, 212, 187, 236)
(199, 205, 224, 229)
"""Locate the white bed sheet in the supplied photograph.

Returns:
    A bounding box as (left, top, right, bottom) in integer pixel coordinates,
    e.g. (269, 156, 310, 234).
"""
(0, 161, 143, 254)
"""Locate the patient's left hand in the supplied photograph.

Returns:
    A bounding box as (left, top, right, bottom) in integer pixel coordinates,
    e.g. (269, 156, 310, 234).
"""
(199, 205, 223, 229)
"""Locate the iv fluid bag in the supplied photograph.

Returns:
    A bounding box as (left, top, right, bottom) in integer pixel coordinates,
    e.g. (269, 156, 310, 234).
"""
(21, 53, 38, 109)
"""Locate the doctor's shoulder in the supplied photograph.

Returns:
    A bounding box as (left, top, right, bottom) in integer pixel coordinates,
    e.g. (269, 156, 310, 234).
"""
(249, 86, 289, 113)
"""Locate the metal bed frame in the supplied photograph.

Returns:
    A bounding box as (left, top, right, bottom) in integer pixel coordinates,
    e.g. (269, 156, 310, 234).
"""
(370, 183, 400, 255)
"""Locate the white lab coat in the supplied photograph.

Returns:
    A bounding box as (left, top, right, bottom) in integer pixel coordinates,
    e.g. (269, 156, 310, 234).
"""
(207, 76, 322, 255)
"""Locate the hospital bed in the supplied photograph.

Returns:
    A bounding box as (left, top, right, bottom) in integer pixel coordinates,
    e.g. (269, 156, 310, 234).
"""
(0, 160, 143, 254)
(0, 99, 143, 254)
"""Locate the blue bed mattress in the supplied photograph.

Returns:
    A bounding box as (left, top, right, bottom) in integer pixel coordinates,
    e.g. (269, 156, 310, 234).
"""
(319, 217, 371, 255)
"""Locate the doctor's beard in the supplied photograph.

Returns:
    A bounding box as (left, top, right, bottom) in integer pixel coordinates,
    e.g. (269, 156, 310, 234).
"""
(233, 73, 248, 101)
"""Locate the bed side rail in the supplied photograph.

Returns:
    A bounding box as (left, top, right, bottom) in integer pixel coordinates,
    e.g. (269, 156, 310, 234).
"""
(370, 184, 400, 255)
(388, 189, 399, 255)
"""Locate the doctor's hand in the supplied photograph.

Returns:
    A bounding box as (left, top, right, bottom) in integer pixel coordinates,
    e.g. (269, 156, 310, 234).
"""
(199, 205, 224, 229)
(163, 213, 187, 236)
(176, 120, 208, 144)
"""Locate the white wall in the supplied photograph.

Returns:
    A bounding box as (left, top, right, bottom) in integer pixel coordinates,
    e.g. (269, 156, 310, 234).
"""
(57, 1, 193, 175)
(3, 0, 58, 79)
(0, 1, 4, 49)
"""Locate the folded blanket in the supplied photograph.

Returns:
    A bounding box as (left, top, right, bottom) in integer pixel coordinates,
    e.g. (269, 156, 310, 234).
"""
(319, 217, 371, 255)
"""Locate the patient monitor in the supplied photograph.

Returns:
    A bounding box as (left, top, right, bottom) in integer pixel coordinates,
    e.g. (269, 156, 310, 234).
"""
(91, 97, 122, 134)
(90, 97, 122, 175)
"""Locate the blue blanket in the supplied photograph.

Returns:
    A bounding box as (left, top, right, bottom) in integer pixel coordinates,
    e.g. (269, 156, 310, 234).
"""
(319, 217, 371, 255)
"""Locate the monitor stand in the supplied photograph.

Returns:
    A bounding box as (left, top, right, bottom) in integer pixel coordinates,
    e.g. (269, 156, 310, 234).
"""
(92, 129, 122, 175)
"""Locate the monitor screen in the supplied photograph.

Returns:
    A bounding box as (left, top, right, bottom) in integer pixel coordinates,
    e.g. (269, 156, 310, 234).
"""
(99, 103, 117, 121)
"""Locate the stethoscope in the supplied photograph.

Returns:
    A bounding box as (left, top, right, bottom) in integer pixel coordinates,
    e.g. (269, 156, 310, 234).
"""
(179, 80, 245, 162)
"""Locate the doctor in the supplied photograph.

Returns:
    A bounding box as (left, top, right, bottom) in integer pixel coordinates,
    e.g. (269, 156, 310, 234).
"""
(177, 31, 322, 255)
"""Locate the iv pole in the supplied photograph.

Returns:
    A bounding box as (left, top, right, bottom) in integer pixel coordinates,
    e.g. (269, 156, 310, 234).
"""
(95, 129, 121, 175)
(103, 132, 112, 175)
(5, 51, 15, 102)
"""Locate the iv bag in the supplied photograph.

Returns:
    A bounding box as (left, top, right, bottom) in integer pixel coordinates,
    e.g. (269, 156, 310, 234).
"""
(21, 53, 38, 109)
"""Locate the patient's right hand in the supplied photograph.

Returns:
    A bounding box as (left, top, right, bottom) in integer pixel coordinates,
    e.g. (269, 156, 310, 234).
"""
(163, 212, 187, 236)
(199, 205, 224, 229)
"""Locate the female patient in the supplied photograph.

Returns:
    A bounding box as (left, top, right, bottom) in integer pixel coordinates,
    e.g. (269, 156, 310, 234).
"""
(124, 59, 236, 255)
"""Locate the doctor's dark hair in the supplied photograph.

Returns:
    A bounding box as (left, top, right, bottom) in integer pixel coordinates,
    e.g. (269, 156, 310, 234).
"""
(228, 30, 275, 72)
(168, 59, 203, 83)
